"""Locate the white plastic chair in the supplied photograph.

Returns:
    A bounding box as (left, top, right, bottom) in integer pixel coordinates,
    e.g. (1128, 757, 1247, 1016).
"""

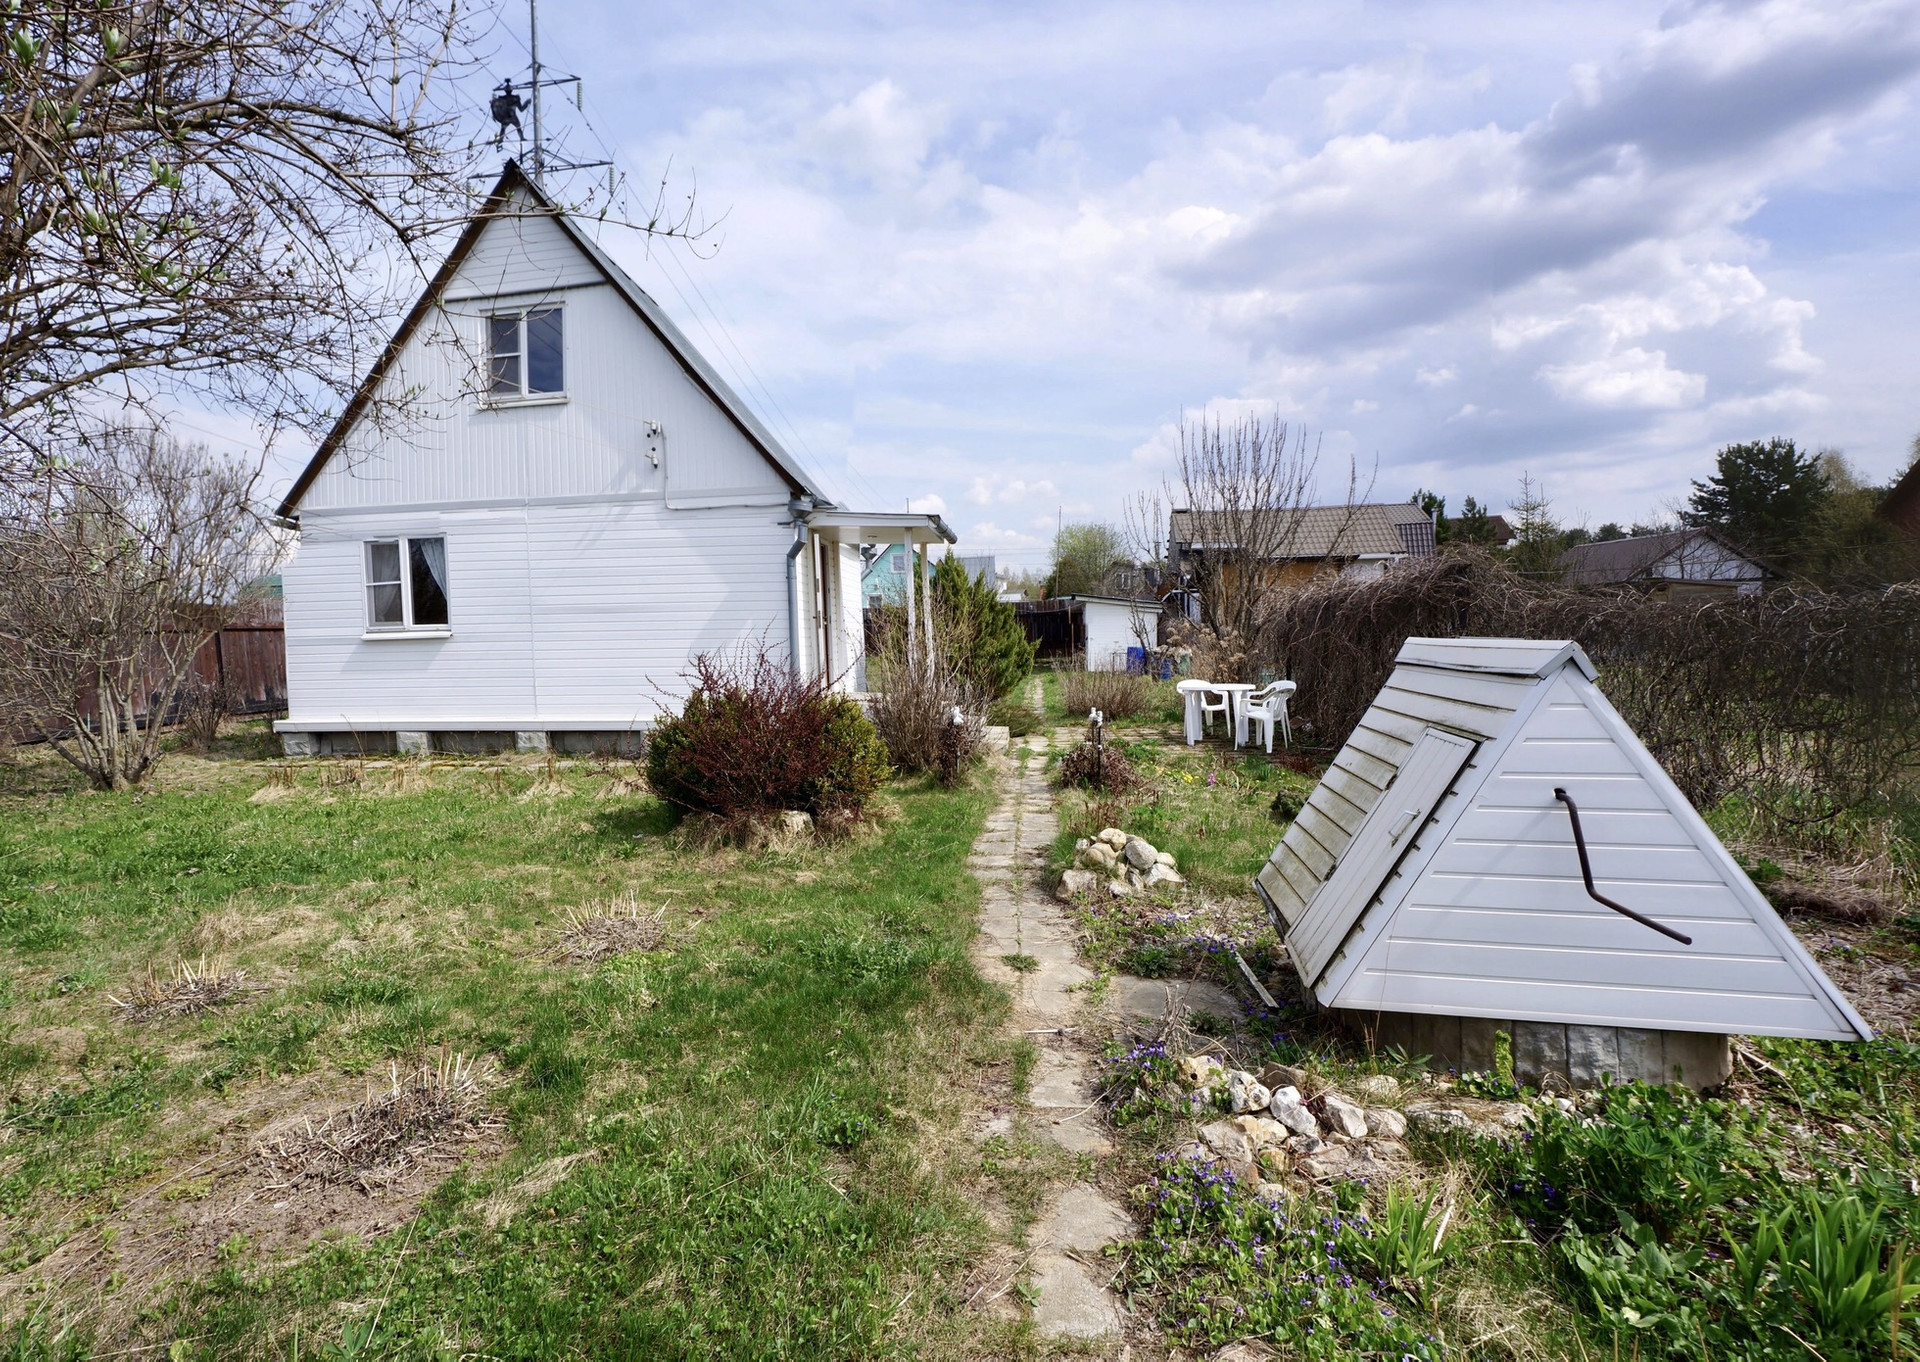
(1197, 685, 1233, 738)
(1243, 680, 1297, 753)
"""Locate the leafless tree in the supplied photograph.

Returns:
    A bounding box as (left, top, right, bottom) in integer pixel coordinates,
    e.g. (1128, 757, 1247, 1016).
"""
(1127, 412, 1368, 650)
(0, 0, 496, 479)
(0, 428, 278, 788)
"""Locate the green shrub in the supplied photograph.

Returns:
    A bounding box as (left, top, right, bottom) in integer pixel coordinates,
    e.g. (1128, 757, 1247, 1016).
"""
(931, 554, 1034, 700)
(646, 649, 891, 826)
(1486, 1083, 1752, 1241)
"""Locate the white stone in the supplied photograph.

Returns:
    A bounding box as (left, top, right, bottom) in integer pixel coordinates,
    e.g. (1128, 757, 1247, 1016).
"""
(1197, 1119, 1258, 1182)
(1143, 863, 1185, 888)
(514, 730, 549, 753)
(1106, 878, 1135, 899)
(1178, 1055, 1225, 1088)
(1228, 1072, 1272, 1114)
(1406, 1107, 1472, 1134)
(1155, 851, 1177, 868)
(1122, 837, 1158, 870)
(395, 730, 431, 755)
(778, 810, 813, 837)
(1055, 869, 1098, 901)
(1352, 1074, 1400, 1103)
(1314, 1093, 1369, 1139)
(1097, 827, 1128, 848)
(1232, 1115, 1287, 1149)
(1268, 1093, 1319, 1138)
(1364, 1108, 1408, 1139)
(280, 731, 319, 757)
(1074, 837, 1091, 852)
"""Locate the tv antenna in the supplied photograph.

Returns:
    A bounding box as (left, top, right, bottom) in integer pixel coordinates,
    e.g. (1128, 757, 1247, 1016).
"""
(488, 0, 612, 190)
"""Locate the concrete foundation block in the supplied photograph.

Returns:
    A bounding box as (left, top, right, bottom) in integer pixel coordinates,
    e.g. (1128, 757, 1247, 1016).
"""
(1662, 1031, 1732, 1089)
(515, 730, 550, 754)
(1458, 1017, 1506, 1075)
(280, 731, 319, 758)
(1512, 1023, 1568, 1090)
(1616, 1029, 1667, 1085)
(395, 730, 431, 756)
(1566, 1025, 1622, 1087)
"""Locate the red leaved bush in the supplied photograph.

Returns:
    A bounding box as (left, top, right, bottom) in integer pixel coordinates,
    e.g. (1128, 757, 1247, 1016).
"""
(645, 648, 892, 827)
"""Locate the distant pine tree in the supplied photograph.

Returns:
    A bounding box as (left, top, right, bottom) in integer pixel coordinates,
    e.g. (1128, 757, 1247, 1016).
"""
(1683, 437, 1830, 564)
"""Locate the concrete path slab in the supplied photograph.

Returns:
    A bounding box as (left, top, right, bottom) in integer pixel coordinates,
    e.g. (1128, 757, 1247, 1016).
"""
(963, 718, 1132, 1344)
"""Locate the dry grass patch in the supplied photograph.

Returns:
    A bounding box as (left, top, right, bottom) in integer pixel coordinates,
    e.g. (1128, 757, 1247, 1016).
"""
(255, 1052, 501, 1195)
(109, 957, 262, 1022)
(545, 892, 671, 964)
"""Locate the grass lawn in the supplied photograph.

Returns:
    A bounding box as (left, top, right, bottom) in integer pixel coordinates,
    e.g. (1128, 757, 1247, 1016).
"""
(0, 727, 1020, 1359)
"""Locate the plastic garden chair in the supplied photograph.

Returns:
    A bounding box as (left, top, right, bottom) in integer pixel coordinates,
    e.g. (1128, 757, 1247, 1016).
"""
(1243, 680, 1297, 753)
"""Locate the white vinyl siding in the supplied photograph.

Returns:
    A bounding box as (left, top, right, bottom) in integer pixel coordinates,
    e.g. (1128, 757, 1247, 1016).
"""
(1286, 727, 1476, 986)
(1283, 648, 1872, 1043)
(299, 191, 786, 516)
(283, 501, 789, 728)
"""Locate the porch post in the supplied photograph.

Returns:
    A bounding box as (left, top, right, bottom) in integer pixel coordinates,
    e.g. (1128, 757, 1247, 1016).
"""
(920, 541, 934, 662)
(903, 543, 918, 667)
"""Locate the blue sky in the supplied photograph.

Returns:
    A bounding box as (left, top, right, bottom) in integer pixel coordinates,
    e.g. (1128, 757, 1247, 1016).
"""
(291, 0, 1920, 568)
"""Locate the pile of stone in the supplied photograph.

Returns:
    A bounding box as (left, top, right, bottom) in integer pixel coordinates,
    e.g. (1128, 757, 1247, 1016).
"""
(1056, 827, 1185, 900)
(1174, 1055, 1412, 1186)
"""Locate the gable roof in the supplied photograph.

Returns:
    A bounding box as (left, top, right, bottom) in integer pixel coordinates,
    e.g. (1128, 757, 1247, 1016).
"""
(1257, 636, 1870, 1042)
(1558, 527, 1773, 587)
(1170, 504, 1417, 559)
(277, 162, 821, 520)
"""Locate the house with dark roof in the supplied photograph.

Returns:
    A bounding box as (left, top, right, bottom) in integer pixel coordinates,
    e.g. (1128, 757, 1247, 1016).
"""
(1557, 528, 1775, 599)
(1168, 502, 1438, 596)
(272, 162, 951, 757)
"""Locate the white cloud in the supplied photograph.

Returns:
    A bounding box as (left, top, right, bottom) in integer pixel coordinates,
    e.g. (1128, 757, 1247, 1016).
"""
(551, 0, 1920, 542)
(1539, 347, 1708, 408)
(907, 492, 948, 515)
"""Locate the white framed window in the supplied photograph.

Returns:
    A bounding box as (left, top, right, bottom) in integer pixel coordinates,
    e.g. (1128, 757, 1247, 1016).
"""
(365, 537, 450, 632)
(487, 307, 564, 400)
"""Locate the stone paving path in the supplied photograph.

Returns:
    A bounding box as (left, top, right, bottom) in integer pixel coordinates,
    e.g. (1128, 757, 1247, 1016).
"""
(968, 727, 1132, 1345)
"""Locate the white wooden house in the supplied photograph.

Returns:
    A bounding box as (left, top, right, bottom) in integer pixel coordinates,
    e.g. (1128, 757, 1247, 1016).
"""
(1256, 637, 1870, 1089)
(274, 163, 951, 756)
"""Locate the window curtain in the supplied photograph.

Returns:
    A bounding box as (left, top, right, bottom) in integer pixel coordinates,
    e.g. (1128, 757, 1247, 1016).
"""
(418, 537, 448, 595)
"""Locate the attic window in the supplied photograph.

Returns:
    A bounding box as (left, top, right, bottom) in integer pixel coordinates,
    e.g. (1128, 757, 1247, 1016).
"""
(487, 307, 563, 400)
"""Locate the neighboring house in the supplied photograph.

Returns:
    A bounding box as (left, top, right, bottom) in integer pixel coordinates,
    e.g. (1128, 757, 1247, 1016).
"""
(1558, 528, 1774, 599)
(1168, 502, 1438, 593)
(1014, 595, 1163, 671)
(1877, 458, 1920, 535)
(273, 162, 950, 757)
(863, 550, 993, 608)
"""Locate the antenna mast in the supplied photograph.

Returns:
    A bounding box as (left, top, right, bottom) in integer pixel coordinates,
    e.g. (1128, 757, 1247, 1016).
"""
(488, 0, 610, 191)
(529, 0, 543, 185)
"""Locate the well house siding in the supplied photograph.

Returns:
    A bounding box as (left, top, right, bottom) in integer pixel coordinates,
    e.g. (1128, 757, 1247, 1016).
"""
(1258, 661, 1533, 929)
(1321, 669, 1863, 1040)
(285, 500, 792, 728)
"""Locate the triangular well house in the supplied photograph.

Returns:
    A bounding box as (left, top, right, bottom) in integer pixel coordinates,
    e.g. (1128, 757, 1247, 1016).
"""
(1255, 637, 1871, 1089)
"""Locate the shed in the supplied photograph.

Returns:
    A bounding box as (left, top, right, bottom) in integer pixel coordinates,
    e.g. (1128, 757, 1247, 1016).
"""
(1014, 595, 1162, 671)
(1557, 527, 1775, 599)
(1255, 637, 1870, 1089)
